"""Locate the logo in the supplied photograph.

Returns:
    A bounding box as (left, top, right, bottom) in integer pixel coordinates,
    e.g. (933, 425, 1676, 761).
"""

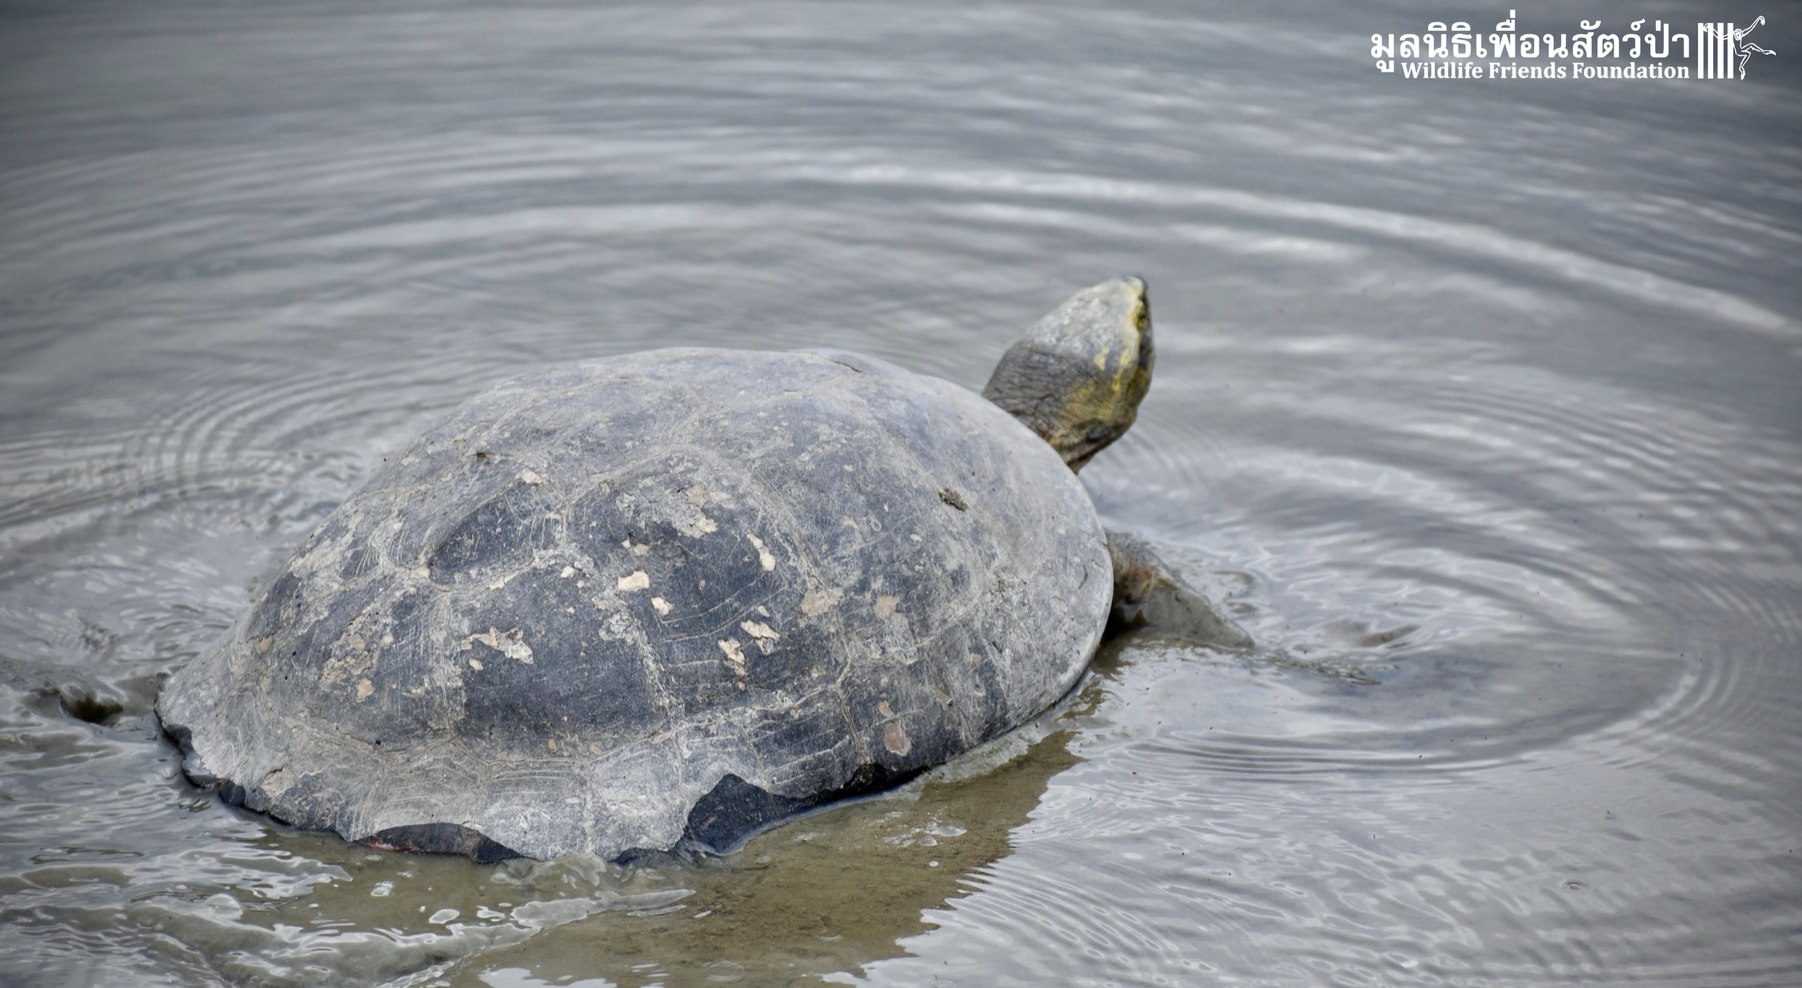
(1698, 17, 1775, 80)
(1371, 10, 1778, 81)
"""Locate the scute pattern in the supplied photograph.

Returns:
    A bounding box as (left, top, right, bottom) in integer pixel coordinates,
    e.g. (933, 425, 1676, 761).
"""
(157, 348, 1110, 860)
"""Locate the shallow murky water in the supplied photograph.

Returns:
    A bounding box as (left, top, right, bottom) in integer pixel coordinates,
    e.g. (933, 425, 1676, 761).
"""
(2, 1, 1799, 985)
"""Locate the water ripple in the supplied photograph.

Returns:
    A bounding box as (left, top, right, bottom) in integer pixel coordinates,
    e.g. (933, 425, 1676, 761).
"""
(1, 1, 1799, 986)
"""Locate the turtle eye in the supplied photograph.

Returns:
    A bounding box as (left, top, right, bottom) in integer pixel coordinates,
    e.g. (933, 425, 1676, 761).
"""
(1085, 423, 1114, 444)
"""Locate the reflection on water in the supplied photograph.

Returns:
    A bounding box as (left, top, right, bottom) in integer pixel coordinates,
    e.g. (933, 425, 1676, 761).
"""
(457, 728, 1078, 986)
(2, 0, 1799, 985)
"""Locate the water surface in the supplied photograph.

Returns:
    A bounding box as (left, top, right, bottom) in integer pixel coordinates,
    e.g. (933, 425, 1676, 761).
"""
(2, 1, 1799, 985)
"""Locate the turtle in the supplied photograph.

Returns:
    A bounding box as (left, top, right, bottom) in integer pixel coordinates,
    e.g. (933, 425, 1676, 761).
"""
(156, 276, 1250, 863)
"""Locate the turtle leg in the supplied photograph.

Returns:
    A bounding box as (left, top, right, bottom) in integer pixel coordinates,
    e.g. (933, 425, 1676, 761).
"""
(1106, 531, 1253, 649)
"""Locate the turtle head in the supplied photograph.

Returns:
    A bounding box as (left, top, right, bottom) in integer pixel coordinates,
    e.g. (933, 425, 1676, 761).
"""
(983, 276, 1154, 472)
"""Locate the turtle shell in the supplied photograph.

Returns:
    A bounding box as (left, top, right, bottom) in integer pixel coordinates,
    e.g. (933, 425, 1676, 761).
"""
(156, 348, 1110, 861)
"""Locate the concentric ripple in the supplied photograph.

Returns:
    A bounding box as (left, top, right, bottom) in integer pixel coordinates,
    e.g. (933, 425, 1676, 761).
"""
(1, 1, 1799, 986)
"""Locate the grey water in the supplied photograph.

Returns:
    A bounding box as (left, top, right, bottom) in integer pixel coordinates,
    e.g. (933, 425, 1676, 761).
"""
(2, 1, 1799, 985)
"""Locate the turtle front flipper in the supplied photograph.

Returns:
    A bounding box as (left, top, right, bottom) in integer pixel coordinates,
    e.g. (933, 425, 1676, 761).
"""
(1105, 530, 1252, 649)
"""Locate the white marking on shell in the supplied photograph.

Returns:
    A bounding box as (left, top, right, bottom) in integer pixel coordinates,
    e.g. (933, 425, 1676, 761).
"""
(319, 607, 384, 685)
(718, 638, 748, 680)
(884, 722, 911, 756)
(740, 620, 780, 653)
(651, 596, 672, 616)
(617, 570, 651, 592)
(560, 565, 576, 579)
(876, 699, 911, 755)
(519, 468, 545, 485)
(747, 533, 776, 571)
(468, 627, 534, 664)
(800, 585, 843, 617)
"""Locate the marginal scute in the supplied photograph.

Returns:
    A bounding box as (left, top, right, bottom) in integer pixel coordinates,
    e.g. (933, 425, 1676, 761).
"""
(156, 348, 1111, 861)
